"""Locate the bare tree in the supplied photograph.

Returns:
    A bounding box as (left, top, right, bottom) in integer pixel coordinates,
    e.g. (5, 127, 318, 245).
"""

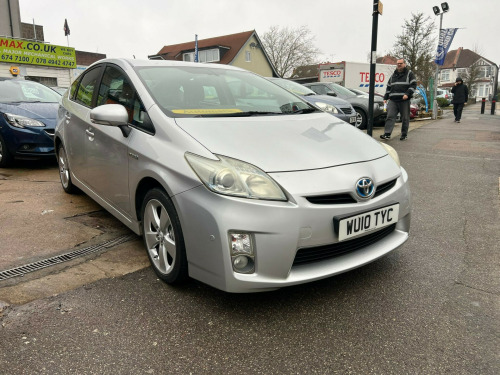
(391, 12, 436, 90)
(261, 25, 321, 78)
(461, 47, 484, 98)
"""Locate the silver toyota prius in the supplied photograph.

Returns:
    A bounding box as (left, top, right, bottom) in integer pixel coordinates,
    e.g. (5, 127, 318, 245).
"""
(55, 58, 411, 293)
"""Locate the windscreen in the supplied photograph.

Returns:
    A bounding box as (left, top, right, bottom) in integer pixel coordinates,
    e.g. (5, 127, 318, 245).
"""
(0, 79, 61, 103)
(136, 66, 314, 117)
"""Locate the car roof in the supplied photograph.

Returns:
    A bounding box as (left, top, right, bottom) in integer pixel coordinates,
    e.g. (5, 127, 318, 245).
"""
(88, 58, 247, 73)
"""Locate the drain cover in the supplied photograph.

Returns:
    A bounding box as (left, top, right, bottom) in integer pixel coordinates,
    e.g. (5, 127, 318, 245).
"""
(0, 234, 137, 281)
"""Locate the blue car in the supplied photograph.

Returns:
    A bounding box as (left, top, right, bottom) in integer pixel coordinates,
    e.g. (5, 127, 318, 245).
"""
(0, 78, 61, 167)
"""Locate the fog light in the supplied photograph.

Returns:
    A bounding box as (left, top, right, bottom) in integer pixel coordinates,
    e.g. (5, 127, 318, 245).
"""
(229, 232, 255, 274)
(233, 255, 249, 270)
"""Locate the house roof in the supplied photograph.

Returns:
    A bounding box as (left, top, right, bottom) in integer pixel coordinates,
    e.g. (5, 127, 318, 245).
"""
(291, 64, 319, 79)
(376, 55, 398, 64)
(441, 47, 496, 69)
(154, 30, 255, 64)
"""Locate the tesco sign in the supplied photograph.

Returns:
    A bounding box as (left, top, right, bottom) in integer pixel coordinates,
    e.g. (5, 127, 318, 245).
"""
(322, 70, 342, 78)
(359, 72, 386, 82)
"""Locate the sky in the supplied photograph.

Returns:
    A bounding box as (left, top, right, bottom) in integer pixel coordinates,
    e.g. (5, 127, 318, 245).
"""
(18, 0, 500, 67)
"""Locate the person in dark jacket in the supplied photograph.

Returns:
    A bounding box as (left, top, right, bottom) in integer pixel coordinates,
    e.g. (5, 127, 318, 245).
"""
(380, 59, 417, 141)
(451, 77, 469, 123)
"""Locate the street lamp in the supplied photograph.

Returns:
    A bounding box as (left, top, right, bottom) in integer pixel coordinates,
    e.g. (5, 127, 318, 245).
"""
(432, 2, 450, 119)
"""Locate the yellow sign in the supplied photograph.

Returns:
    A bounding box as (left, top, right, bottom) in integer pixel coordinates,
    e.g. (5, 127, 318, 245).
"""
(0, 37, 76, 68)
(9, 66, 20, 75)
(172, 109, 243, 115)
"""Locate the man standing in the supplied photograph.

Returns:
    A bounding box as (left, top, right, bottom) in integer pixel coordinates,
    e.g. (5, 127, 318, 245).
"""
(380, 59, 417, 141)
(451, 77, 468, 123)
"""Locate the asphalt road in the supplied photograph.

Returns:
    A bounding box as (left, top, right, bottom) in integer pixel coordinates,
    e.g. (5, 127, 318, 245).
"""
(0, 104, 498, 374)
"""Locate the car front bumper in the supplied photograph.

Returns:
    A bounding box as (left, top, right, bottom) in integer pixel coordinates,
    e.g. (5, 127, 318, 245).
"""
(174, 157, 411, 293)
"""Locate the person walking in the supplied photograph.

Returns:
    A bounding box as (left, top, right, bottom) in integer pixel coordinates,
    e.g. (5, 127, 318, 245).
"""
(451, 77, 468, 123)
(380, 59, 417, 141)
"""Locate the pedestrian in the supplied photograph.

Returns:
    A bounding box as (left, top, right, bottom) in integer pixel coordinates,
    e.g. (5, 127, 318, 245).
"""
(451, 77, 468, 123)
(380, 59, 417, 141)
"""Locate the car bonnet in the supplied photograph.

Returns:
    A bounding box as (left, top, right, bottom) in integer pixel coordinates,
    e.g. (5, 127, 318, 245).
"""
(174, 112, 387, 172)
(0, 102, 59, 128)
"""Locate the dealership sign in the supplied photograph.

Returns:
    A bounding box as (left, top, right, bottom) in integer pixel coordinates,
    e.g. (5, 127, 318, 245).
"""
(0, 37, 76, 68)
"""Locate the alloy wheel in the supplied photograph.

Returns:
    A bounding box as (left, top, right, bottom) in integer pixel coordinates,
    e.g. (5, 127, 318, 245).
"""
(143, 199, 176, 275)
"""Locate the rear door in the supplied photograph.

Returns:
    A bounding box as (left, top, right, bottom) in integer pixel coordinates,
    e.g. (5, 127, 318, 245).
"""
(63, 65, 103, 184)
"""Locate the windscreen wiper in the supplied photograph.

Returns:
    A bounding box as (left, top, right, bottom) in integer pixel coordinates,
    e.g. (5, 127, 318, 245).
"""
(197, 111, 282, 118)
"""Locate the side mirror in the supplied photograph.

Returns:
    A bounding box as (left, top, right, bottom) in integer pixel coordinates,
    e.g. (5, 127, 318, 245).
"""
(90, 104, 131, 137)
(327, 92, 337, 97)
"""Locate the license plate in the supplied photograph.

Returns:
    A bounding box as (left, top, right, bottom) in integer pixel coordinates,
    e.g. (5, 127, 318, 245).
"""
(335, 203, 399, 242)
(349, 116, 357, 124)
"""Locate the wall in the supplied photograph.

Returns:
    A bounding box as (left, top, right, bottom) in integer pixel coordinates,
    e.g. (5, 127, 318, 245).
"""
(0, 0, 22, 38)
(231, 35, 274, 77)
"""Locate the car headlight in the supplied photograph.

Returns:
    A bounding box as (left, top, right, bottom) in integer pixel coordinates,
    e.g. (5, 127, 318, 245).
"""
(3, 113, 45, 128)
(185, 153, 287, 201)
(314, 102, 339, 114)
(380, 142, 401, 167)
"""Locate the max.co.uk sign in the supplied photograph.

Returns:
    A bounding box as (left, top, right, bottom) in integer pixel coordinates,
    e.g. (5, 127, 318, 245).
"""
(0, 37, 76, 69)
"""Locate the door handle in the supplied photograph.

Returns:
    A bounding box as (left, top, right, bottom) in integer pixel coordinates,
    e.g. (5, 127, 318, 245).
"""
(64, 112, 71, 120)
(85, 129, 94, 137)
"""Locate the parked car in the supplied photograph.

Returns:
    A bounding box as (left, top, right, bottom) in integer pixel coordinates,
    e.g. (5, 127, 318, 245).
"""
(267, 78, 357, 126)
(55, 58, 411, 293)
(436, 89, 451, 105)
(304, 82, 387, 129)
(348, 88, 384, 98)
(0, 78, 61, 167)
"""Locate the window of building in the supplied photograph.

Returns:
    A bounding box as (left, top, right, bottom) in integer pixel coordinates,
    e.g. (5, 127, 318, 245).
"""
(440, 70, 450, 82)
(478, 66, 492, 78)
(25, 76, 58, 87)
(245, 51, 251, 62)
(183, 48, 220, 63)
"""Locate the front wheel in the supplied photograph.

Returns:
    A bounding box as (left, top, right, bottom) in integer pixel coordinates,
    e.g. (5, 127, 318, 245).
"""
(0, 134, 13, 168)
(141, 188, 188, 284)
(354, 109, 367, 129)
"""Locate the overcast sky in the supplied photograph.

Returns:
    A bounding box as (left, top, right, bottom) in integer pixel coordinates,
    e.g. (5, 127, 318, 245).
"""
(19, 0, 500, 67)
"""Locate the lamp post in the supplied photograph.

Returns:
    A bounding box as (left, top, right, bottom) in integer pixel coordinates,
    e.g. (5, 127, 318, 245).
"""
(432, 2, 449, 120)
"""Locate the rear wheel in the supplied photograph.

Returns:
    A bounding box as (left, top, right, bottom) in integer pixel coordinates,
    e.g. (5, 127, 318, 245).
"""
(0, 134, 13, 168)
(57, 144, 79, 194)
(141, 188, 188, 284)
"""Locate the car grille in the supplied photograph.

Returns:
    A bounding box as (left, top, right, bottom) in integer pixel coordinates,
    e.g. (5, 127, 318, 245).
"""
(305, 179, 397, 205)
(293, 223, 396, 266)
(341, 107, 353, 114)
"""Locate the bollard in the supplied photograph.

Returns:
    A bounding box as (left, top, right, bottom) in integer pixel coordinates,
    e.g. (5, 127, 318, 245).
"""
(491, 97, 496, 115)
(481, 98, 486, 114)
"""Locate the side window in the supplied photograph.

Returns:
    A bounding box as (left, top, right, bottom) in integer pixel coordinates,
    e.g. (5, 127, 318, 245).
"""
(75, 67, 102, 107)
(69, 77, 80, 99)
(97, 65, 154, 133)
(311, 85, 325, 95)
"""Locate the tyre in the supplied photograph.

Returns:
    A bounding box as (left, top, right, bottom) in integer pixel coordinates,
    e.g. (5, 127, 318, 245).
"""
(57, 144, 79, 194)
(354, 109, 367, 129)
(141, 188, 188, 284)
(0, 134, 13, 168)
